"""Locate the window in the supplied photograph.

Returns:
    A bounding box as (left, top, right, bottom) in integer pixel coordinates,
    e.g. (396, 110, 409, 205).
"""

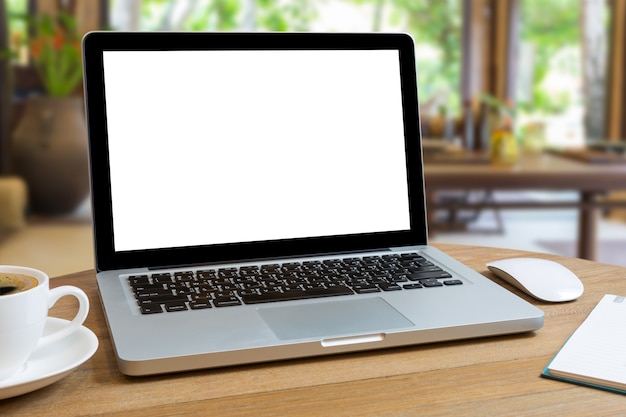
(516, 0, 609, 147)
(109, 0, 462, 123)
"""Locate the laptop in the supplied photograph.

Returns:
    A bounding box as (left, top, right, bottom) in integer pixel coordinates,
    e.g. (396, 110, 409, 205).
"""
(82, 31, 543, 376)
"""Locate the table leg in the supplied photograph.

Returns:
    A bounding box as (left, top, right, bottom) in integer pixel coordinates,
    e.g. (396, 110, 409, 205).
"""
(578, 191, 598, 260)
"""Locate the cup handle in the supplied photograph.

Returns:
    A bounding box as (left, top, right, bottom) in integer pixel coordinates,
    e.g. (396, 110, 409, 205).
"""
(38, 285, 90, 347)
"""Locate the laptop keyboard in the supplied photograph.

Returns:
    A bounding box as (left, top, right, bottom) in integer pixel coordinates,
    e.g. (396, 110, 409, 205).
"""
(127, 253, 462, 314)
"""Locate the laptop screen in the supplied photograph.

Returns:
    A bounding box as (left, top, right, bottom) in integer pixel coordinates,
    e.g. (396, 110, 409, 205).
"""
(102, 49, 410, 252)
(83, 33, 426, 270)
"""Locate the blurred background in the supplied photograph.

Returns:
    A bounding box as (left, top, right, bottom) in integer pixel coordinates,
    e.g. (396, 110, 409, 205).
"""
(0, 0, 625, 277)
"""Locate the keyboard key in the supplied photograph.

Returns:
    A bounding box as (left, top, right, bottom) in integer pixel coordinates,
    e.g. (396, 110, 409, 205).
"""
(409, 271, 452, 281)
(443, 280, 463, 286)
(389, 275, 408, 283)
(152, 275, 173, 284)
(379, 283, 402, 291)
(403, 283, 423, 289)
(409, 265, 441, 273)
(131, 283, 165, 292)
(352, 285, 380, 294)
(129, 276, 150, 285)
(421, 279, 444, 288)
(137, 293, 187, 304)
(136, 289, 172, 298)
(214, 296, 242, 307)
(189, 300, 212, 309)
(174, 287, 195, 296)
(165, 302, 188, 312)
(140, 304, 163, 314)
(197, 270, 217, 278)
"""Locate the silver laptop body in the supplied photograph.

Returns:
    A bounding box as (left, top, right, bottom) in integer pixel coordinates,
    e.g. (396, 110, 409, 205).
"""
(82, 32, 543, 376)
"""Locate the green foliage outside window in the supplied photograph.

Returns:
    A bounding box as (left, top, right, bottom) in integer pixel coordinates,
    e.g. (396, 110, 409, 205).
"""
(134, 0, 462, 114)
(6, 0, 462, 114)
(518, 0, 581, 116)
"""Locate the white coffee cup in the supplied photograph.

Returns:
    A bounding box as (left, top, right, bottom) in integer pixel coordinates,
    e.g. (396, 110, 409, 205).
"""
(0, 265, 89, 381)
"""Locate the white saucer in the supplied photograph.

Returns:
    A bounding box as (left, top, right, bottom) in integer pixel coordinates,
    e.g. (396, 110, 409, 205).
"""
(0, 317, 98, 400)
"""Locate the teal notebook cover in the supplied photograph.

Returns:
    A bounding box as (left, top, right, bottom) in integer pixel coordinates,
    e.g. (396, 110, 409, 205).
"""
(541, 363, 626, 396)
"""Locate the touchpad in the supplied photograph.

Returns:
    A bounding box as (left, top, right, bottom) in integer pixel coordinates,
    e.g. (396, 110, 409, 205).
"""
(257, 297, 414, 340)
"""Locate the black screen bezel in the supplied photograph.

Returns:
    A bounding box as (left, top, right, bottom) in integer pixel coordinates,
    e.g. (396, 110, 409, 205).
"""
(82, 32, 427, 271)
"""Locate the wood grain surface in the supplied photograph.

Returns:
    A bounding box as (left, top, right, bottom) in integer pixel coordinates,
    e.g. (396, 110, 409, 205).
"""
(2, 243, 626, 416)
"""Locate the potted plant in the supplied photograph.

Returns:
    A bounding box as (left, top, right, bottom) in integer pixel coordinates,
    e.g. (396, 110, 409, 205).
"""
(8, 11, 89, 214)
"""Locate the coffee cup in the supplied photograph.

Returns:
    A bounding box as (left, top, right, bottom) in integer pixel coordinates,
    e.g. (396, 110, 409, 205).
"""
(0, 265, 89, 380)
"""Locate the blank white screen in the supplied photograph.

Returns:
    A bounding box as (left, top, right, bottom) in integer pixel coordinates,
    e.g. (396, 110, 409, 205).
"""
(103, 50, 411, 252)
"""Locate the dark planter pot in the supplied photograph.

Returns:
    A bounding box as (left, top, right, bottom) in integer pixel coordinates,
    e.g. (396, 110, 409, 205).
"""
(11, 96, 90, 214)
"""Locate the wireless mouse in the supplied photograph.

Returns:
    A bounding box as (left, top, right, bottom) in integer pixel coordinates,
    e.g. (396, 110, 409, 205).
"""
(486, 257, 584, 302)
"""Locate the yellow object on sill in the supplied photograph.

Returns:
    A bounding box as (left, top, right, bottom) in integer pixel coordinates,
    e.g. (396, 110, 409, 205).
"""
(489, 128, 518, 164)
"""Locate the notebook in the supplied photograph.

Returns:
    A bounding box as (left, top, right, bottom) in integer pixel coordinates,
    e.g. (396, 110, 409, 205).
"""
(542, 294, 626, 395)
(82, 31, 543, 376)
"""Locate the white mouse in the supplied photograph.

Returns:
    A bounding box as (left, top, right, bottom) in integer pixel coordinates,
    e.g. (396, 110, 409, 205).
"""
(486, 257, 584, 302)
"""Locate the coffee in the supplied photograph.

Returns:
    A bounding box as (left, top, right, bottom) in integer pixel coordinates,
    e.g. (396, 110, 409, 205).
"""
(0, 273, 39, 296)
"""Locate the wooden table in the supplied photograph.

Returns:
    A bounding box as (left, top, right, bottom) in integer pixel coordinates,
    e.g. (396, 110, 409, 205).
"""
(3, 243, 626, 416)
(424, 152, 626, 260)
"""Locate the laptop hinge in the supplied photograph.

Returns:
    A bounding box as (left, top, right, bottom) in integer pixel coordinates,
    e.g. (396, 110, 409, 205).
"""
(147, 248, 393, 270)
